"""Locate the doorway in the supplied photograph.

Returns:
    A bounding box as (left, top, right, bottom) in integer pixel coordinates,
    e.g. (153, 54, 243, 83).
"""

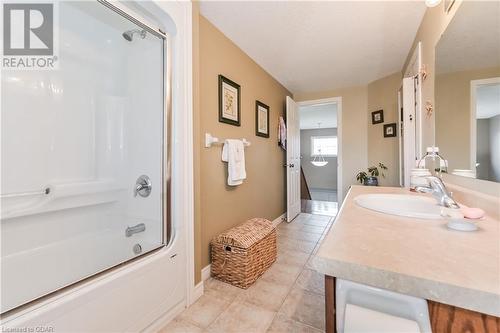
(298, 97, 342, 216)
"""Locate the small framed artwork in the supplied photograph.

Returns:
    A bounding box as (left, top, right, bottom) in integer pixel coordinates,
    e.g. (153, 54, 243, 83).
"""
(218, 75, 241, 126)
(384, 123, 397, 138)
(255, 101, 270, 138)
(371, 110, 384, 124)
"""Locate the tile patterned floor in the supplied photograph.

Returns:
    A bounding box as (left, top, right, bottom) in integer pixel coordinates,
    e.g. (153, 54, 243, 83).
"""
(159, 213, 335, 333)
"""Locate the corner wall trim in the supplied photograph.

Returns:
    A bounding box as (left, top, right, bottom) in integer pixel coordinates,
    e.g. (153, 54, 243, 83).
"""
(201, 265, 211, 281)
(272, 212, 287, 227)
(190, 281, 204, 304)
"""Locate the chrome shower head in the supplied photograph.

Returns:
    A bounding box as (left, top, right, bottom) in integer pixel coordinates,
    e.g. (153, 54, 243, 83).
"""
(122, 29, 146, 42)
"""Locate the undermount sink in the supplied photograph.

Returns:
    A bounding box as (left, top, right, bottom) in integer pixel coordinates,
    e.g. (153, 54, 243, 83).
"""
(354, 194, 443, 219)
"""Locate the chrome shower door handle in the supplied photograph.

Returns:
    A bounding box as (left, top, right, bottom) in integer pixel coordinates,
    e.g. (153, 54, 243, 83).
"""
(125, 223, 146, 237)
(135, 175, 152, 197)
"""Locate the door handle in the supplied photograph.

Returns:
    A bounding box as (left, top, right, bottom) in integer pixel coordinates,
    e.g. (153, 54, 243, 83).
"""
(283, 163, 295, 168)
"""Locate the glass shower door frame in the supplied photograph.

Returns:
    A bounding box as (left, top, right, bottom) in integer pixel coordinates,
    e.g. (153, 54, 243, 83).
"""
(97, 0, 172, 249)
(1, 0, 172, 315)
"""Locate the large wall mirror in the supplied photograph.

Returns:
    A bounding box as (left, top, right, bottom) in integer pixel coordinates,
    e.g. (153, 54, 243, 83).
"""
(435, 1, 500, 183)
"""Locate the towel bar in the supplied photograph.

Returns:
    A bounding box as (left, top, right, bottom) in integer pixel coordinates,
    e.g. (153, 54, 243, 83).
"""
(205, 133, 251, 148)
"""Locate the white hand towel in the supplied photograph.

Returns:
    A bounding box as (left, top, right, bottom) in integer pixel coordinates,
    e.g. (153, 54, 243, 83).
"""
(222, 139, 246, 186)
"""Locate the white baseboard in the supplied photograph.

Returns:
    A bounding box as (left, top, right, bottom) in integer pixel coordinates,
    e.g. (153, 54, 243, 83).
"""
(190, 281, 204, 303)
(272, 212, 287, 227)
(201, 264, 211, 281)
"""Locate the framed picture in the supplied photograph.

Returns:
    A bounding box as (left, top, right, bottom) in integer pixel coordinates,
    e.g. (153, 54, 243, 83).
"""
(384, 123, 397, 138)
(218, 75, 241, 126)
(371, 110, 384, 124)
(255, 101, 269, 138)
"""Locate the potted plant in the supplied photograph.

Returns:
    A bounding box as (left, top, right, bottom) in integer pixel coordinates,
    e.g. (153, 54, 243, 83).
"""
(356, 163, 388, 186)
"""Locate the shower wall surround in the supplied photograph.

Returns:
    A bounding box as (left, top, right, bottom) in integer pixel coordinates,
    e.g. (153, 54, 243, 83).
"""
(1, 1, 165, 313)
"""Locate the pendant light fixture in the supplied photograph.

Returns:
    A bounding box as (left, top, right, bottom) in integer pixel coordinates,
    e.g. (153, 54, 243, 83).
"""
(311, 122, 328, 167)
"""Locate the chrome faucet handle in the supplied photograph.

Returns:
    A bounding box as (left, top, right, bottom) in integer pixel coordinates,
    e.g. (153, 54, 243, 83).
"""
(416, 176, 460, 209)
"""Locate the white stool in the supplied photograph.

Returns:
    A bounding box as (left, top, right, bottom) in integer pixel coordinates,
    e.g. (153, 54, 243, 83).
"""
(336, 279, 432, 333)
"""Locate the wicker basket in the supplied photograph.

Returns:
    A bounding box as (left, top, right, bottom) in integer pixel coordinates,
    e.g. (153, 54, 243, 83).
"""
(210, 218, 277, 289)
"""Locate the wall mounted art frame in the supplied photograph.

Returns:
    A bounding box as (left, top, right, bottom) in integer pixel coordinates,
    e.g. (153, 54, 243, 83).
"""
(218, 75, 241, 126)
(255, 101, 270, 138)
(371, 110, 384, 124)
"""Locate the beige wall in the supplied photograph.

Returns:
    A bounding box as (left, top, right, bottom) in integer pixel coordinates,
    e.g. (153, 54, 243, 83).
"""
(367, 72, 402, 186)
(435, 67, 500, 172)
(295, 86, 368, 198)
(194, 15, 291, 280)
(402, 1, 463, 153)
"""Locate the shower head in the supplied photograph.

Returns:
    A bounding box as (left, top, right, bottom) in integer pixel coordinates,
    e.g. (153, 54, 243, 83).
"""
(122, 29, 146, 42)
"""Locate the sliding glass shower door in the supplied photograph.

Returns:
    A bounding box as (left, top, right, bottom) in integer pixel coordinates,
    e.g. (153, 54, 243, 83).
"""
(1, 1, 166, 313)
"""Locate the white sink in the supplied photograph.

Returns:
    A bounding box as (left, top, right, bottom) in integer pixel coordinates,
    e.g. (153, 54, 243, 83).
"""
(354, 194, 443, 219)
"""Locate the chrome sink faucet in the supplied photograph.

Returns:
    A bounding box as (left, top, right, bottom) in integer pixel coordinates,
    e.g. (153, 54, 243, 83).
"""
(415, 176, 460, 209)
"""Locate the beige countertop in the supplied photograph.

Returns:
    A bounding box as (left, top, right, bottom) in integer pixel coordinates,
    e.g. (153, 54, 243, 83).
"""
(312, 185, 500, 317)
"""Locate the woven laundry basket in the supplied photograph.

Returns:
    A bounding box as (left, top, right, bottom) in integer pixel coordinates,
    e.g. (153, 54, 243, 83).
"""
(210, 218, 277, 289)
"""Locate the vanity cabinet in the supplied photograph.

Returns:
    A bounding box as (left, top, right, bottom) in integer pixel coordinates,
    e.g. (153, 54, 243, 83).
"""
(325, 276, 500, 333)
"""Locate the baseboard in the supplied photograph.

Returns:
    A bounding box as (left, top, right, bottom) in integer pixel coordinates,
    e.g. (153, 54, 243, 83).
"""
(190, 281, 204, 303)
(272, 212, 287, 227)
(201, 264, 211, 281)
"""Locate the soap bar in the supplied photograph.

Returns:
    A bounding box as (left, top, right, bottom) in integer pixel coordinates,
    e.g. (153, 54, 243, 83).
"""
(460, 205, 485, 219)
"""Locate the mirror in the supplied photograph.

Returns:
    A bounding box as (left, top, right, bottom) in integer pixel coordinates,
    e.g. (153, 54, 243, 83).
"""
(435, 1, 500, 182)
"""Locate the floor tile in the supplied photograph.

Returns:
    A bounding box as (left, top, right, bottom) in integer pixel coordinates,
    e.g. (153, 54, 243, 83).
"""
(303, 218, 330, 227)
(242, 278, 291, 311)
(300, 225, 326, 235)
(159, 318, 203, 333)
(267, 313, 324, 333)
(278, 237, 317, 254)
(261, 262, 302, 287)
(207, 301, 276, 333)
(295, 269, 325, 295)
(278, 229, 321, 243)
(177, 294, 231, 328)
(276, 249, 310, 267)
(160, 212, 338, 333)
(204, 277, 244, 302)
(279, 288, 326, 330)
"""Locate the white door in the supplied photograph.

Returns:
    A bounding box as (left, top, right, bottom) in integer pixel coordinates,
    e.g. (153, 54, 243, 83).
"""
(401, 77, 417, 187)
(286, 96, 301, 221)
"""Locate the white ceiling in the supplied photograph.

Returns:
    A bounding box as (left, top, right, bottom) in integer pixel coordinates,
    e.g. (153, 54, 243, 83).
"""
(436, 1, 500, 74)
(299, 103, 337, 130)
(199, 1, 426, 94)
(476, 83, 500, 119)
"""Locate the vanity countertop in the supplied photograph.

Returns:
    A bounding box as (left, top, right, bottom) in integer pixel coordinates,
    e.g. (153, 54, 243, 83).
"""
(312, 185, 500, 317)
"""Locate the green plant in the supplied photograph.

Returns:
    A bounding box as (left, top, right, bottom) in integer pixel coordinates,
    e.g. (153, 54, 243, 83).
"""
(356, 171, 368, 184)
(356, 163, 388, 184)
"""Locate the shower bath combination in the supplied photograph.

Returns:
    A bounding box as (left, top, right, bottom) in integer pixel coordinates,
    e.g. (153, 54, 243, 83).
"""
(122, 29, 147, 41)
(1, 1, 167, 314)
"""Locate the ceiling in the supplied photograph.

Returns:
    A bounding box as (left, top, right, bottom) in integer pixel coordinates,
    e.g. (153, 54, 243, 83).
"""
(476, 83, 500, 119)
(199, 1, 426, 94)
(436, 1, 500, 74)
(299, 103, 337, 130)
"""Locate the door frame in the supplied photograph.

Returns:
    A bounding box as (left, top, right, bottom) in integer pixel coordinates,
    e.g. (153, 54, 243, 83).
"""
(297, 96, 343, 202)
(470, 77, 500, 175)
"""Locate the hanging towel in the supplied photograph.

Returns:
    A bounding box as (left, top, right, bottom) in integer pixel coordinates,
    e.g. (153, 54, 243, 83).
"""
(222, 139, 247, 186)
(278, 116, 286, 150)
